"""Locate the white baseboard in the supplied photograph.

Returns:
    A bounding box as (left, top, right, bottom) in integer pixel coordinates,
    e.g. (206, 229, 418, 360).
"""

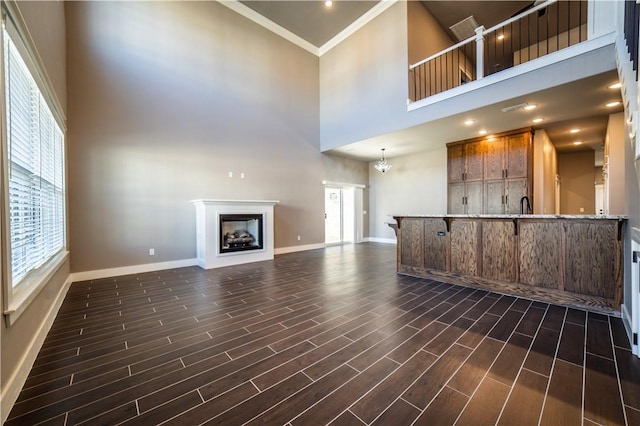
(275, 243, 326, 255)
(1, 276, 72, 424)
(621, 303, 638, 355)
(70, 258, 198, 283)
(365, 237, 397, 244)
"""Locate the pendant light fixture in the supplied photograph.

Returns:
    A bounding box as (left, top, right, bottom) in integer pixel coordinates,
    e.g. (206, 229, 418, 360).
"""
(374, 148, 392, 173)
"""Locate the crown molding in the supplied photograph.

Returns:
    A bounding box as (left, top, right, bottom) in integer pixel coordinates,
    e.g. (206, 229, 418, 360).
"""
(217, 0, 398, 57)
(217, 0, 319, 55)
(319, 0, 398, 56)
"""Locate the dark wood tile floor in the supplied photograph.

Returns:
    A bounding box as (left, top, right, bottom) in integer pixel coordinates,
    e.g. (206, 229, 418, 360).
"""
(6, 243, 640, 425)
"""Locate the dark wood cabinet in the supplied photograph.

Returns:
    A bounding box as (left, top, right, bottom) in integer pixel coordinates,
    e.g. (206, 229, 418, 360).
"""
(447, 128, 532, 214)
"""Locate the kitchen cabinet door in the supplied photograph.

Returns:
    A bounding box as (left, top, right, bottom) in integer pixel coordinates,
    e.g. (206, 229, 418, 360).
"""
(506, 133, 529, 178)
(506, 179, 529, 214)
(485, 180, 505, 214)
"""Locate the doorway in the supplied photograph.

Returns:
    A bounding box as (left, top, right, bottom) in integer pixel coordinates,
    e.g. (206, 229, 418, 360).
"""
(323, 182, 364, 245)
(324, 187, 342, 244)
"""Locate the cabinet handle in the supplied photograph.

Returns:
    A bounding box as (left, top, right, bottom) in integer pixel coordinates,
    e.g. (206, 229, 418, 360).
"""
(502, 169, 505, 179)
(463, 172, 466, 181)
(502, 195, 505, 204)
(505, 195, 508, 205)
(505, 169, 508, 178)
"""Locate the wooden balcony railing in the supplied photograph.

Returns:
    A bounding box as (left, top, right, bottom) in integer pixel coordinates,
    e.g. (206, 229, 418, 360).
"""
(409, 0, 588, 102)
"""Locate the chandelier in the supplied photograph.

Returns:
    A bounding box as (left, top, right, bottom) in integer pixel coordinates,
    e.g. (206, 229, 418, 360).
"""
(374, 148, 392, 173)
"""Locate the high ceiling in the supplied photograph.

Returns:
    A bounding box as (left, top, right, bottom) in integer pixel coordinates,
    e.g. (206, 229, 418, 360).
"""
(235, 1, 622, 161)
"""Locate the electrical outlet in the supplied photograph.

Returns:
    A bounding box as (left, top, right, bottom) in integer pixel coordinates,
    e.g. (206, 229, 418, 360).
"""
(580, 207, 584, 212)
(149, 248, 155, 256)
(228, 171, 233, 178)
(241, 172, 245, 179)
(297, 235, 301, 241)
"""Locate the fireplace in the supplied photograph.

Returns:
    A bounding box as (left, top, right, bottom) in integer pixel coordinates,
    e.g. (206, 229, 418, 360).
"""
(192, 199, 278, 269)
(219, 214, 264, 253)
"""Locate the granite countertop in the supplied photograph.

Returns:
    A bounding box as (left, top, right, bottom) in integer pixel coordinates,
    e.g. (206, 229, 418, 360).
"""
(390, 214, 628, 220)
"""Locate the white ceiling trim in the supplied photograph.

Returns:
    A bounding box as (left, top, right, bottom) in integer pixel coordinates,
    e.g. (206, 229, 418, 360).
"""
(318, 0, 398, 56)
(217, 0, 320, 55)
(218, 0, 398, 57)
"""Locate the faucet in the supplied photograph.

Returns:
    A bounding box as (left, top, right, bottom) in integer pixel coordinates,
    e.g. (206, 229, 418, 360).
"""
(520, 196, 531, 215)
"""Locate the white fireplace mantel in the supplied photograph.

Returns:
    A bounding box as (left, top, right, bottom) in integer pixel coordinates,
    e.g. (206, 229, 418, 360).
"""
(191, 199, 279, 269)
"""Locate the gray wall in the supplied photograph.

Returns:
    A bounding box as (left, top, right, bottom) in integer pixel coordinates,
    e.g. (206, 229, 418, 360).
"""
(369, 147, 447, 239)
(1, 0, 69, 411)
(66, 1, 368, 273)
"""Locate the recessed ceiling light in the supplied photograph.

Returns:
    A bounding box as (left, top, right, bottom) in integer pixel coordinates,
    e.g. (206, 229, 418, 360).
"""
(573, 141, 583, 145)
(464, 119, 475, 125)
(570, 128, 580, 133)
(608, 82, 622, 89)
(532, 118, 543, 123)
(497, 34, 505, 40)
(324, 0, 333, 7)
(478, 129, 488, 135)
(606, 101, 621, 108)
(524, 104, 537, 111)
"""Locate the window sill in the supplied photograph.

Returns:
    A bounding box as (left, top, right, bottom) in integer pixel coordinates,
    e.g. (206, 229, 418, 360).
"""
(3, 250, 70, 327)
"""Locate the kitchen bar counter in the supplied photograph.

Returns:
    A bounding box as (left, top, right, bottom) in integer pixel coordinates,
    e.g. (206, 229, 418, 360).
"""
(391, 214, 627, 315)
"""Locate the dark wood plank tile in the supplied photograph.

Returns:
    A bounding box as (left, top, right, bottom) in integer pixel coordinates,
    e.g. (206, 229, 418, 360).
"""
(291, 357, 399, 426)
(424, 317, 474, 356)
(615, 346, 640, 411)
(498, 369, 548, 426)
(413, 386, 468, 425)
(540, 359, 583, 425)
(487, 332, 532, 386)
(523, 327, 561, 376)
(565, 308, 587, 326)
(488, 309, 525, 342)
(610, 317, 631, 350)
(515, 305, 546, 337)
(541, 305, 566, 331)
(386, 321, 447, 363)
(448, 337, 504, 396)
(556, 322, 585, 366)
(350, 350, 437, 423)
(161, 381, 259, 425)
(348, 326, 418, 372)
(119, 391, 202, 425)
(370, 398, 420, 426)
(202, 372, 312, 425)
(586, 316, 614, 360)
(402, 344, 472, 409)
(584, 353, 626, 425)
(456, 312, 500, 349)
(327, 410, 366, 426)
(246, 364, 359, 425)
(455, 377, 510, 425)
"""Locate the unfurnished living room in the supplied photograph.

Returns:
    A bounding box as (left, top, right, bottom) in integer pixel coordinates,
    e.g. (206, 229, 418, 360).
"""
(1, 1, 640, 425)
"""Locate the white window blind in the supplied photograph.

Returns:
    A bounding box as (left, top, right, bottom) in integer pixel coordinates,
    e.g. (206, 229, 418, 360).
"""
(4, 28, 65, 287)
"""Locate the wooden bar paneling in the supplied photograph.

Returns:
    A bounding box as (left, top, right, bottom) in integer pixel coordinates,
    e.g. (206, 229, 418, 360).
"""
(400, 218, 424, 268)
(423, 218, 447, 270)
(450, 220, 481, 276)
(564, 221, 620, 299)
(395, 215, 625, 315)
(518, 221, 562, 289)
(482, 220, 516, 282)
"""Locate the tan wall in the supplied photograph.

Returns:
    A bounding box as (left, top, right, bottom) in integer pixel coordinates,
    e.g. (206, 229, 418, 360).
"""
(558, 150, 596, 214)
(407, 1, 454, 64)
(65, 1, 368, 273)
(533, 129, 558, 214)
(1, 0, 69, 419)
(606, 112, 626, 214)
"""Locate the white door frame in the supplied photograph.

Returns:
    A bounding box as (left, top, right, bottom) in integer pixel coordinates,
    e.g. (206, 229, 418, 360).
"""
(322, 181, 364, 245)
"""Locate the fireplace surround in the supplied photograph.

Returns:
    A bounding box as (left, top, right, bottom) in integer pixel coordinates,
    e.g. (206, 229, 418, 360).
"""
(192, 199, 278, 269)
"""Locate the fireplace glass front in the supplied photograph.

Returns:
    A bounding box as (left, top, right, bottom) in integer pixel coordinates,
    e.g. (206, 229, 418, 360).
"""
(219, 214, 264, 253)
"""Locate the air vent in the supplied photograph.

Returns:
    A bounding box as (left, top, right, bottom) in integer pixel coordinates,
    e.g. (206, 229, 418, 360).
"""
(449, 16, 480, 41)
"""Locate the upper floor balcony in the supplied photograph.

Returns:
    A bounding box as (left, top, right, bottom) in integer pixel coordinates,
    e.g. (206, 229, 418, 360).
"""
(408, 0, 614, 108)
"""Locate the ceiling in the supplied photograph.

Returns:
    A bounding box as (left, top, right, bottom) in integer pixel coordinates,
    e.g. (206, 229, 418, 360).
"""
(237, 1, 622, 161)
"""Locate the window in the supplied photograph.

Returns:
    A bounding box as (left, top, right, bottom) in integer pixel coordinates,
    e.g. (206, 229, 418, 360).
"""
(0, 5, 67, 327)
(3, 27, 65, 288)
